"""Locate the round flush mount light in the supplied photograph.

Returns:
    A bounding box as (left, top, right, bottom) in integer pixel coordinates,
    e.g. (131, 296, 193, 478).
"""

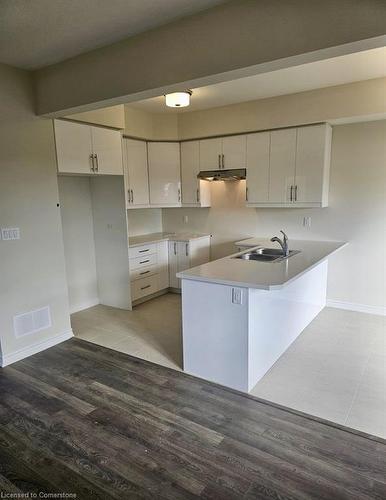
(165, 90, 192, 108)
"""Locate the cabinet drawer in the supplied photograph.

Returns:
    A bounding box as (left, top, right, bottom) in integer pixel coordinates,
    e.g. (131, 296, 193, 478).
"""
(130, 252, 157, 270)
(130, 264, 158, 281)
(129, 243, 157, 259)
(131, 274, 159, 300)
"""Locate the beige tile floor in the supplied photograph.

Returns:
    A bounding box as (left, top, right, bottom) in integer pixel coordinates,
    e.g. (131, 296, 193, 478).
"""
(72, 293, 386, 439)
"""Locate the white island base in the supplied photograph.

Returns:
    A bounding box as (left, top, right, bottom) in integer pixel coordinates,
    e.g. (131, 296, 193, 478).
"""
(181, 260, 328, 393)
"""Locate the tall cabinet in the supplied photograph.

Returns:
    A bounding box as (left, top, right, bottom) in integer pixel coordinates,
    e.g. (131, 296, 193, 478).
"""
(124, 138, 150, 208)
(180, 141, 211, 207)
(147, 142, 181, 206)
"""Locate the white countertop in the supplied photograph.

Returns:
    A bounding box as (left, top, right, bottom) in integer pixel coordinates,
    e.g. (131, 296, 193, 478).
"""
(128, 232, 211, 248)
(177, 239, 347, 290)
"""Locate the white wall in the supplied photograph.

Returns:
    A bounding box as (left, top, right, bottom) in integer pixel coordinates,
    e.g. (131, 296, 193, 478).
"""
(162, 121, 386, 313)
(0, 64, 71, 364)
(127, 209, 162, 236)
(124, 106, 178, 140)
(58, 177, 99, 313)
(66, 105, 125, 129)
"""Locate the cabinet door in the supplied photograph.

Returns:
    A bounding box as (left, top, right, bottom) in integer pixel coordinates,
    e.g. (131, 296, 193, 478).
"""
(189, 237, 211, 267)
(91, 126, 123, 175)
(294, 124, 331, 205)
(246, 132, 270, 203)
(222, 135, 246, 170)
(181, 141, 200, 205)
(54, 120, 93, 174)
(148, 142, 181, 206)
(124, 138, 149, 206)
(157, 240, 169, 290)
(269, 128, 296, 203)
(199, 138, 222, 170)
(168, 241, 179, 288)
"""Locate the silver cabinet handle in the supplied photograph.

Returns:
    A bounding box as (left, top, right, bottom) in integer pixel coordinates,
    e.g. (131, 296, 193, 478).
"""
(294, 185, 298, 201)
(196, 188, 200, 203)
(218, 154, 221, 169)
(90, 154, 95, 172)
(290, 185, 294, 202)
(178, 188, 181, 202)
(127, 189, 131, 203)
(139, 259, 150, 264)
(174, 242, 177, 255)
(93, 154, 99, 172)
(222, 154, 225, 169)
(186, 243, 189, 256)
(246, 186, 248, 202)
(131, 189, 134, 203)
(140, 284, 151, 290)
(139, 270, 150, 275)
(138, 249, 149, 253)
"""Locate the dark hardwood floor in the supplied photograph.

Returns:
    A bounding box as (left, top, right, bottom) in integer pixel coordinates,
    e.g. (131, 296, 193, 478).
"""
(0, 338, 385, 499)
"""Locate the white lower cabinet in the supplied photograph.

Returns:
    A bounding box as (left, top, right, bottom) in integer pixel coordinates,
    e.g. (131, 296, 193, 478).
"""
(129, 241, 169, 301)
(169, 237, 211, 290)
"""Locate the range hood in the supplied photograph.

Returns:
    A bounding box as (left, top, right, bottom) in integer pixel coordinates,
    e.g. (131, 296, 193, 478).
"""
(197, 168, 246, 182)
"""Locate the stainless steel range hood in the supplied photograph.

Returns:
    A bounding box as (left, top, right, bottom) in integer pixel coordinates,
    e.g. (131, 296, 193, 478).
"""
(197, 168, 246, 181)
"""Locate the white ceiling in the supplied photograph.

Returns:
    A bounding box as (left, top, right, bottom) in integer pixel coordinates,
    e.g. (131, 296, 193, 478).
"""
(129, 47, 386, 114)
(0, 0, 226, 69)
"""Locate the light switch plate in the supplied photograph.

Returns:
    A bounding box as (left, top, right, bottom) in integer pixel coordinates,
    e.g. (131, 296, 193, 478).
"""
(1, 227, 20, 240)
(232, 287, 243, 305)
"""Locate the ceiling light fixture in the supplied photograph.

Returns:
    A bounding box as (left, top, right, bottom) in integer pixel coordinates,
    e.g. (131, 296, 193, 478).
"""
(165, 90, 192, 108)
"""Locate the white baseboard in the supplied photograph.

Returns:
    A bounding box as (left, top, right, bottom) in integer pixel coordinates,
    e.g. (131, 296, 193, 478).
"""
(326, 299, 386, 317)
(1, 329, 74, 367)
(69, 298, 99, 314)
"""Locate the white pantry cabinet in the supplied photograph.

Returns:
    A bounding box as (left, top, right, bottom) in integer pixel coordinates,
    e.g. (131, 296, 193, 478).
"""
(147, 142, 181, 206)
(54, 119, 123, 175)
(168, 237, 211, 289)
(199, 135, 246, 170)
(180, 141, 211, 207)
(124, 138, 150, 208)
(246, 123, 332, 208)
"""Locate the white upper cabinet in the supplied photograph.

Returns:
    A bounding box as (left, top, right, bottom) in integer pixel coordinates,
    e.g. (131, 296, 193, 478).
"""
(245, 124, 331, 207)
(124, 138, 150, 208)
(181, 141, 211, 207)
(269, 128, 297, 204)
(54, 120, 93, 174)
(54, 119, 123, 175)
(294, 124, 332, 207)
(245, 132, 270, 204)
(199, 136, 246, 170)
(147, 142, 181, 206)
(90, 126, 123, 175)
(221, 135, 246, 170)
(199, 138, 222, 170)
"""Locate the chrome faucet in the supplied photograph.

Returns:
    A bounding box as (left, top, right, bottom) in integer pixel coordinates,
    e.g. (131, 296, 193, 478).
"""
(270, 230, 289, 257)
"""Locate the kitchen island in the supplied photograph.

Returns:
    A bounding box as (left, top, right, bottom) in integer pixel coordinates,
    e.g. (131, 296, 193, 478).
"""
(177, 239, 346, 392)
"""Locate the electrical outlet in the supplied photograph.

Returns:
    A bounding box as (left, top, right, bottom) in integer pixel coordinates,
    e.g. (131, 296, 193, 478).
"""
(232, 288, 243, 305)
(303, 217, 312, 228)
(1, 227, 20, 240)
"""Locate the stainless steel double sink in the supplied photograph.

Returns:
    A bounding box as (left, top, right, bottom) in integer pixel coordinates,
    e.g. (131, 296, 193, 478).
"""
(234, 247, 300, 262)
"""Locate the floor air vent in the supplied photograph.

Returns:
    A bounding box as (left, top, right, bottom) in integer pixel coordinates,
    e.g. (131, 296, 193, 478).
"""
(13, 306, 52, 338)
